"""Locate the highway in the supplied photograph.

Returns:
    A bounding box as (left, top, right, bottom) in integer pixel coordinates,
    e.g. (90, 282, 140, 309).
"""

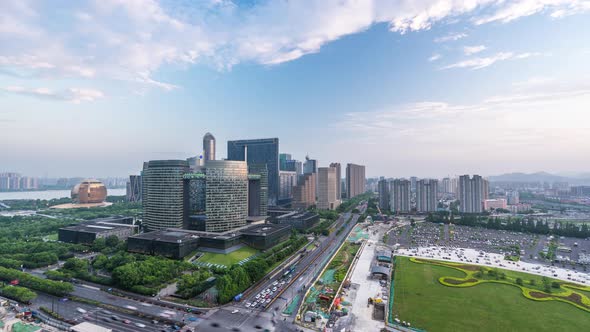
(197, 202, 366, 332)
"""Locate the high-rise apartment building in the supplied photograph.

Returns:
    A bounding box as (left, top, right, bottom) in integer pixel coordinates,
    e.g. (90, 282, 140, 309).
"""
(346, 163, 366, 199)
(292, 173, 316, 210)
(441, 177, 451, 193)
(317, 167, 340, 210)
(416, 179, 438, 212)
(279, 171, 298, 200)
(142, 160, 189, 231)
(507, 191, 520, 205)
(390, 179, 411, 213)
(227, 138, 279, 205)
(459, 175, 486, 213)
(378, 178, 390, 211)
(126, 175, 142, 202)
(329, 163, 342, 199)
(204, 160, 249, 232)
(410, 176, 418, 191)
(203, 132, 216, 161)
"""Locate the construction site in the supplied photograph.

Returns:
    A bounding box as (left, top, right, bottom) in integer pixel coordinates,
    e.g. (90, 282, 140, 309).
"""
(297, 222, 391, 331)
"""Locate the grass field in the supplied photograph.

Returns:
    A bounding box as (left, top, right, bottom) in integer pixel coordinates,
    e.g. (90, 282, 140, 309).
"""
(392, 256, 590, 332)
(197, 246, 258, 266)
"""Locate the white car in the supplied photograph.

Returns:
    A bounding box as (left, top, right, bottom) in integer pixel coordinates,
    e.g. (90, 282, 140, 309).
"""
(76, 308, 87, 314)
(255, 294, 261, 299)
(135, 323, 146, 328)
(232, 309, 239, 314)
(245, 302, 251, 308)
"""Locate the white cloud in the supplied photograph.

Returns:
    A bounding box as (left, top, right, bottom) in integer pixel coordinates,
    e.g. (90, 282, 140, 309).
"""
(3, 86, 104, 103)
(335, 79, 590, 164)
(435, 32, 468, 43)
(0, 0, 588, 94)
(441, 51, 540, 70)
(428, 53, 442, 62)
(463, 45, 487, 55)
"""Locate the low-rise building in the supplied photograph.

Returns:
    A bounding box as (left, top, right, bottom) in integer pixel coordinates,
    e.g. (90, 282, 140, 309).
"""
(58, 216, 137, 244)
(269, 209, 319, 231)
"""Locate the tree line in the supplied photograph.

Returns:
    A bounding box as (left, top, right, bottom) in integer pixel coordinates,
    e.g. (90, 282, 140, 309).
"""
(426, 211, 590, 238)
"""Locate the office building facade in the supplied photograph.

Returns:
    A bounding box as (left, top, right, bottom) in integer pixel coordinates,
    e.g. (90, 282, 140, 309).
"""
(227, 138, 279, 205)
(279, 153, 292, 171)
(318, 167, 340, 210)
(416, 179, 438, 212)
(142, 160, 189, 231)
(248, 163, 268, 217)
(391, 179, 411, 213)
(126, 175, 142, 202)
(204, 160, 249, 232)
(346, 163, 366, 199)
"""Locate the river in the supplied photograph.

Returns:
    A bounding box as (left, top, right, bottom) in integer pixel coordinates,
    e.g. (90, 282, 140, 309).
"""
(0, 188, 127, 201)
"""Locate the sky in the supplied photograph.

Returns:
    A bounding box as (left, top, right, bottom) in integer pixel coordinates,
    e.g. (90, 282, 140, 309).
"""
(1, 0, 590, 179)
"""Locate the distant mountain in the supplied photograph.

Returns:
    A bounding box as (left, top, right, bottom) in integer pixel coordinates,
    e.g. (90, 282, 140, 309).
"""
(488, 172, 590, 184)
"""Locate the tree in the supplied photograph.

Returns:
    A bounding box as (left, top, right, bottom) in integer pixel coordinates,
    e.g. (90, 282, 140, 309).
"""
(105, 235, 119, 248)
(529, 279, 536, 286)
(551, 281, 561, 289)
(516, 278, 523, 286)
(63, 258, 88, 274)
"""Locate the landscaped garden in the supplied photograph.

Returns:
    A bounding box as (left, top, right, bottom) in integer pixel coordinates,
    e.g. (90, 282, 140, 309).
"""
(196, 246, 259, 267)
(391, 256, 590, 332)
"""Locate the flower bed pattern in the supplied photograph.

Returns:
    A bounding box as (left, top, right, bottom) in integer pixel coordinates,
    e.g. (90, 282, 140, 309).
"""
(410, 257, 590, 313)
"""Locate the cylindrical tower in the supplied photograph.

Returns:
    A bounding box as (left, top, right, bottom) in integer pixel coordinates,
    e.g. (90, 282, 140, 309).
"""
(203, 132, 216, 161)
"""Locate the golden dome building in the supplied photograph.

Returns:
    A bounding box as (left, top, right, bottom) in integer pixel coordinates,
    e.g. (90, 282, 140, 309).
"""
(71, 179, 107, 203)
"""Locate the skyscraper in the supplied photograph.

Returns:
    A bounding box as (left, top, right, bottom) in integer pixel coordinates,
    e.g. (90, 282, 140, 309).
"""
(204, 160, 249, 232)
(248, 163, 268, 217)
(459, 175, 486, 213)
(285, 159, 302, 175)
(441, 177, 451, 193)
(416, 179, 438, 212)
(279, 153, 292, 171)
(346, 163, 366, 199)
(227, 138, 279, 204)
(317, 167, 340, 210)
(142, 160, 189, 231)
(203, 132, 216, 161)
(378, 178, 390, 211)
(410, 176, 417, 191)
(391, 179, 411, 213)
(303, 156, 317, 174)
(329, 162, 342, 199)
(126, 175, 142, 202)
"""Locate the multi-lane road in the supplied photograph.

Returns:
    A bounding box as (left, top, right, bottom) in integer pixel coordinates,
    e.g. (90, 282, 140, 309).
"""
(197, 206, 365, 332)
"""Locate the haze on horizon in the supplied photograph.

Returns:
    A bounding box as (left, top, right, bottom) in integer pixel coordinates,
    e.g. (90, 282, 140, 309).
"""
(1, 1, 589, 179)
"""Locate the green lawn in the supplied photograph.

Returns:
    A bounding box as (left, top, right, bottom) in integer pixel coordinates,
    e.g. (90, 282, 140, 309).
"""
(392, 256, 590, 332)
(197, 246, 258, 266)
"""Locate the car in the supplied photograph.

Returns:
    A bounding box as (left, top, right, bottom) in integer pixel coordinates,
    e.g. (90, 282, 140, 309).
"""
(152, 320, 159, 324)
(255, 294, 260, 299)
(232, 309, 239, 314)
(265, 299, 271, 304)
(135, 322, 146, 328)
(76, 308, 87, 314)
(123, 319, 131, 324)
(111, 315, 119, 321)
(245, 302, 251, 308)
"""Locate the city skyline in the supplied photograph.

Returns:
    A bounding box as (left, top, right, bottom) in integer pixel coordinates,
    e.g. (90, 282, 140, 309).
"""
(1, 1, 590, 178)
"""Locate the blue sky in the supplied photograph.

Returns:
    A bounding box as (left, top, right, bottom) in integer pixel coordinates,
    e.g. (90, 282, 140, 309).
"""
(1, 0, 589, 178)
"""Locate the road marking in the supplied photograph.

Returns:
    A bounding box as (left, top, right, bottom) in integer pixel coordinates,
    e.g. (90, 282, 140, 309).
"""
(81, 284, 100, 291)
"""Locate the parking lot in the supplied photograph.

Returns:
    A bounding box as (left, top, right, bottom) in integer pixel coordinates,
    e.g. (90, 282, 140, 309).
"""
(390, 221, 590, 270)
